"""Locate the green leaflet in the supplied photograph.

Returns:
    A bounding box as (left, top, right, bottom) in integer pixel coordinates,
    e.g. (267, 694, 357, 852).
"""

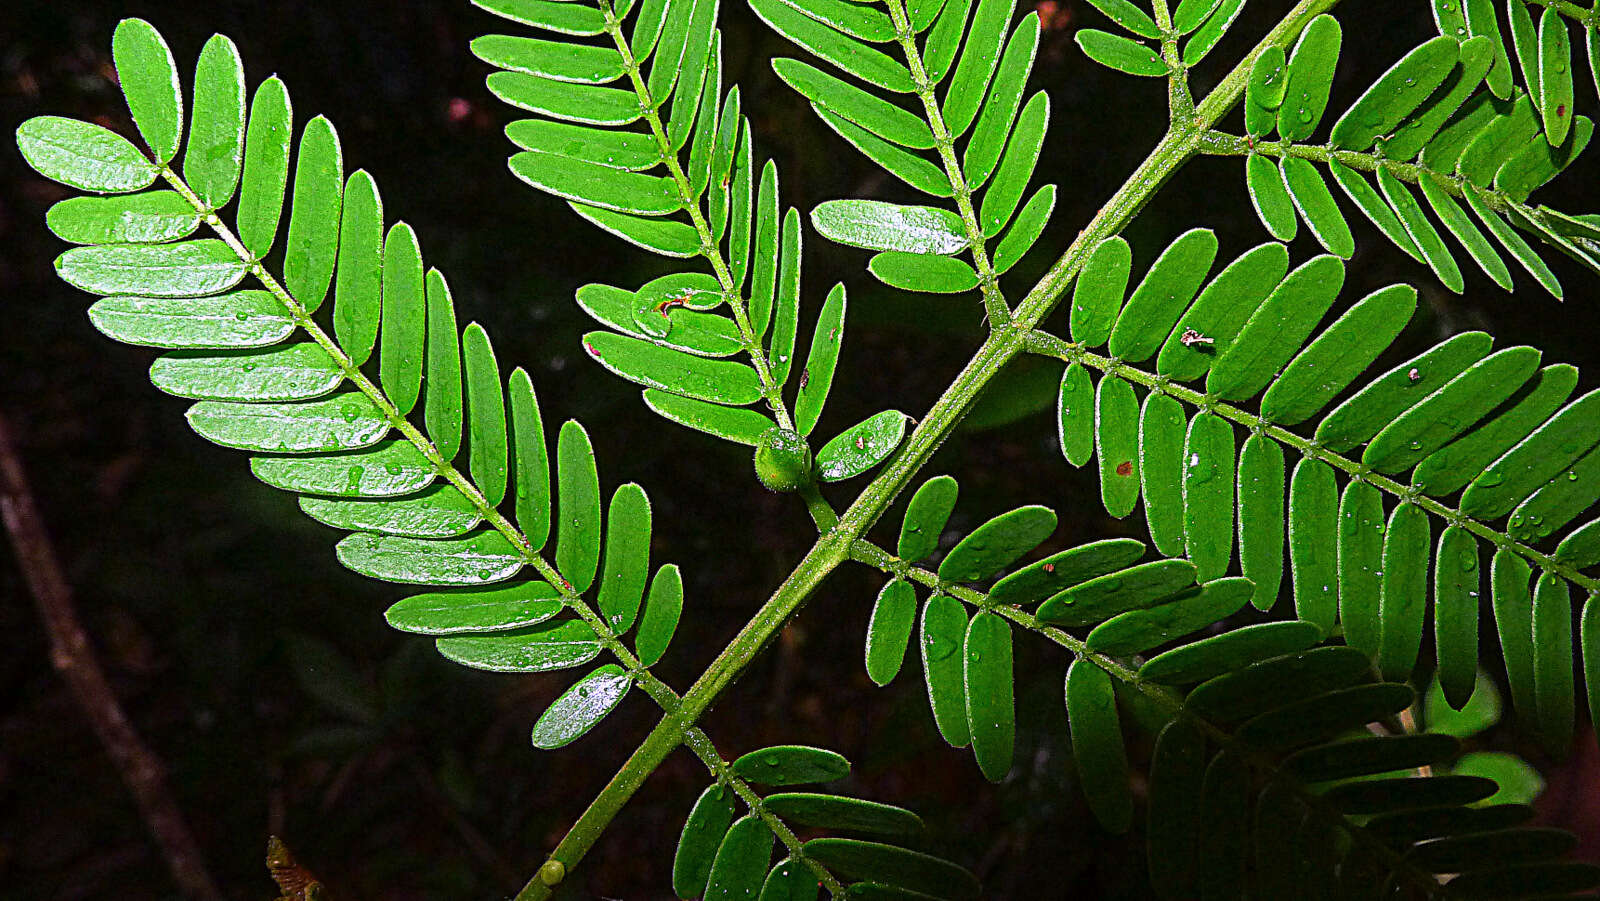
(804, 839, 979, 900)
(899, 475, 959, 563)
(112, 18, 183, 165)
(1070, 236, 1131, 347)
(938, 505, 1057, 582)
(1287, 458, 1339, 634)
(1036, 559, 1199, 627)
(471, 34, 626, 84)
(748, 0, 914, 92)
(1279, 157, 1354, 258)
(1182, 412, 1235, 581)
(1277, 15, 1342, 141)
(597, 483, 652, 634)
(1365, 346, 1541, 474)
(1492, 546, 1538, 720)
(1284, 733, 1460, 782)
(759, 860, 813, 901)
(1107, 227, 1218, 363)
(1418, 174, 1514, 288)
(1180, 0, 1244, 65)
(1326, 162, 1424, 262)
(1461, 388, 1600, 519)
(980, 92, 1049, 237)
(283, 116, 344, 313)
(815, 411, 908, 481)
(1056, 363, 1094, 467)
(581, 283, 743, 356)
(868, 252, 979, 293)
(1232, 682, 1414, 750)
(727, 124, 754, 286)
(384, 581, 562, 635)
(56, 240, 247, 297)
(16, 115, 159, 194)
(1138, 620, 1323, 685)
(674, 786, 739, 899)
(506, 120, 658, 171)
(510, 150, 680, 215)
(1378, 503, 1431, 681)
(635, 563, 683, 667)
(380, 223, 426, 415)
(1244, 47, 1288, 138)
(1586, 595, 1600, 748)
(474, 0, 608, 35)
(1315, 330, 1493, 453)
(556, 420, 603, 593)
(963, 17, 1042, 189)
(1382, 37, 1495, 162)
(770, 209, 804, 385)
(1260, 284, 1417, 426)
(988, 538, 1145, 606)
(1537, 9, 1573, 145)
(1207, 254, 1344, 402)
(436, 619, 602, 673)
(149, 344, 344, 402)
(47, 191, 198, 245)
(922, 0, 973, 84)
(866, 578, 918, 685)
(1156, 241, 1290, 383)
(750, 161, 781, 335)
(773, 58, 934, 149)
(1185, 646, 1372, 722)
(1464, 0, 1513, 98)
(795, 285, 847, 436)
(644, 390, 776, 445)
(1083, 0, 1160, 38)
(236, 77, 293, 260)
(1094, 375, 1140, 518)
(992, 185, 1054, 273)
(779, 0, 896, 42)
(1507, 444, 1600, 542)
(1246, 153, 1298, 242)
(944, 0, 1017, 136)
(1458, 95, 1542, 185)
(1066, 658, 1133, 833)
(337, 531, 524, 586)
(425, 270, 465, 463)
(907, 0, 948, 32)
(488, 72, 643, 126)
(663, 0, 719, 150)
(1463, 187, 1563, 297)
(963, 611, 1014, 782)
(1173, 0, 1224, 34)
(1086, 576, 1253, 655)
(1140, 392, 1186, 557)
(812, 106, 954, 197)
(763, 794, 922, 838)
(333, 171, 383, 365)
(1329, 36, 1459, 149)
(463, 324, 510, 507)
(584, 331, 763, 404)
(704, 816, 774, 901)
(300, 485, 481, 538)
(249, 441, 434, 497)
(811, 200, 967, 254)
(1237, 434, 1285, 612)
(1434, 525, 1482, 709)
(88, 290, 291, 349)
(921, 593, 971, 747)
(1337, 480, 1385, 660)
(1496, 115, 1594, 200)
(531, 664, 631, 749)
(1557, 518, 1600, 567)
(1076, 30, 1166, 77)
(187, 393, 388, 452)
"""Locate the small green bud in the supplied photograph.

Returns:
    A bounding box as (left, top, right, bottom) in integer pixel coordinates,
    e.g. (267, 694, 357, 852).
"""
(538, 859, 566, 887)
(754, 428, 813, 492)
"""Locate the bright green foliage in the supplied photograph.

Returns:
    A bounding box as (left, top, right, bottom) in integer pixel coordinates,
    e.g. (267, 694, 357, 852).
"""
(21, 5, 1600, 900)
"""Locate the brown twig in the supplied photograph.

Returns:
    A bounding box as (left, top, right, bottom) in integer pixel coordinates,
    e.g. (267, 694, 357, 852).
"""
(0, 409, 222, 901)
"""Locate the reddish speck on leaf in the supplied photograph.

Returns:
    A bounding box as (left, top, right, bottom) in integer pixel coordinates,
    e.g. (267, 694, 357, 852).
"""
(1043, 563, 1055, 573)
(1116, 461, 1133, 476)
(1558, 104, 1567, 118)
(584, 340, 598, 357)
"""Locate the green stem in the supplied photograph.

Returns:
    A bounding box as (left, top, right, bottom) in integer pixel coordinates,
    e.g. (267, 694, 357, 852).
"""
(506, 0, 1344, 886)
(881, 0, 1012, 327)
(598, 0, 797, 431)
(845, 537, 1451, 899)
(1019, 330, 1600, 594)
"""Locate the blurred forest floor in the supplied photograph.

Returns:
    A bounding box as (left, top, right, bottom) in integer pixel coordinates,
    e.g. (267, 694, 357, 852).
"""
(2, 1, 1600, 898)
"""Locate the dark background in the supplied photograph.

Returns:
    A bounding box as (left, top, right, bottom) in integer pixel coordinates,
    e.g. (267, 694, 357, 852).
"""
(3, 0, 1600, 898)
